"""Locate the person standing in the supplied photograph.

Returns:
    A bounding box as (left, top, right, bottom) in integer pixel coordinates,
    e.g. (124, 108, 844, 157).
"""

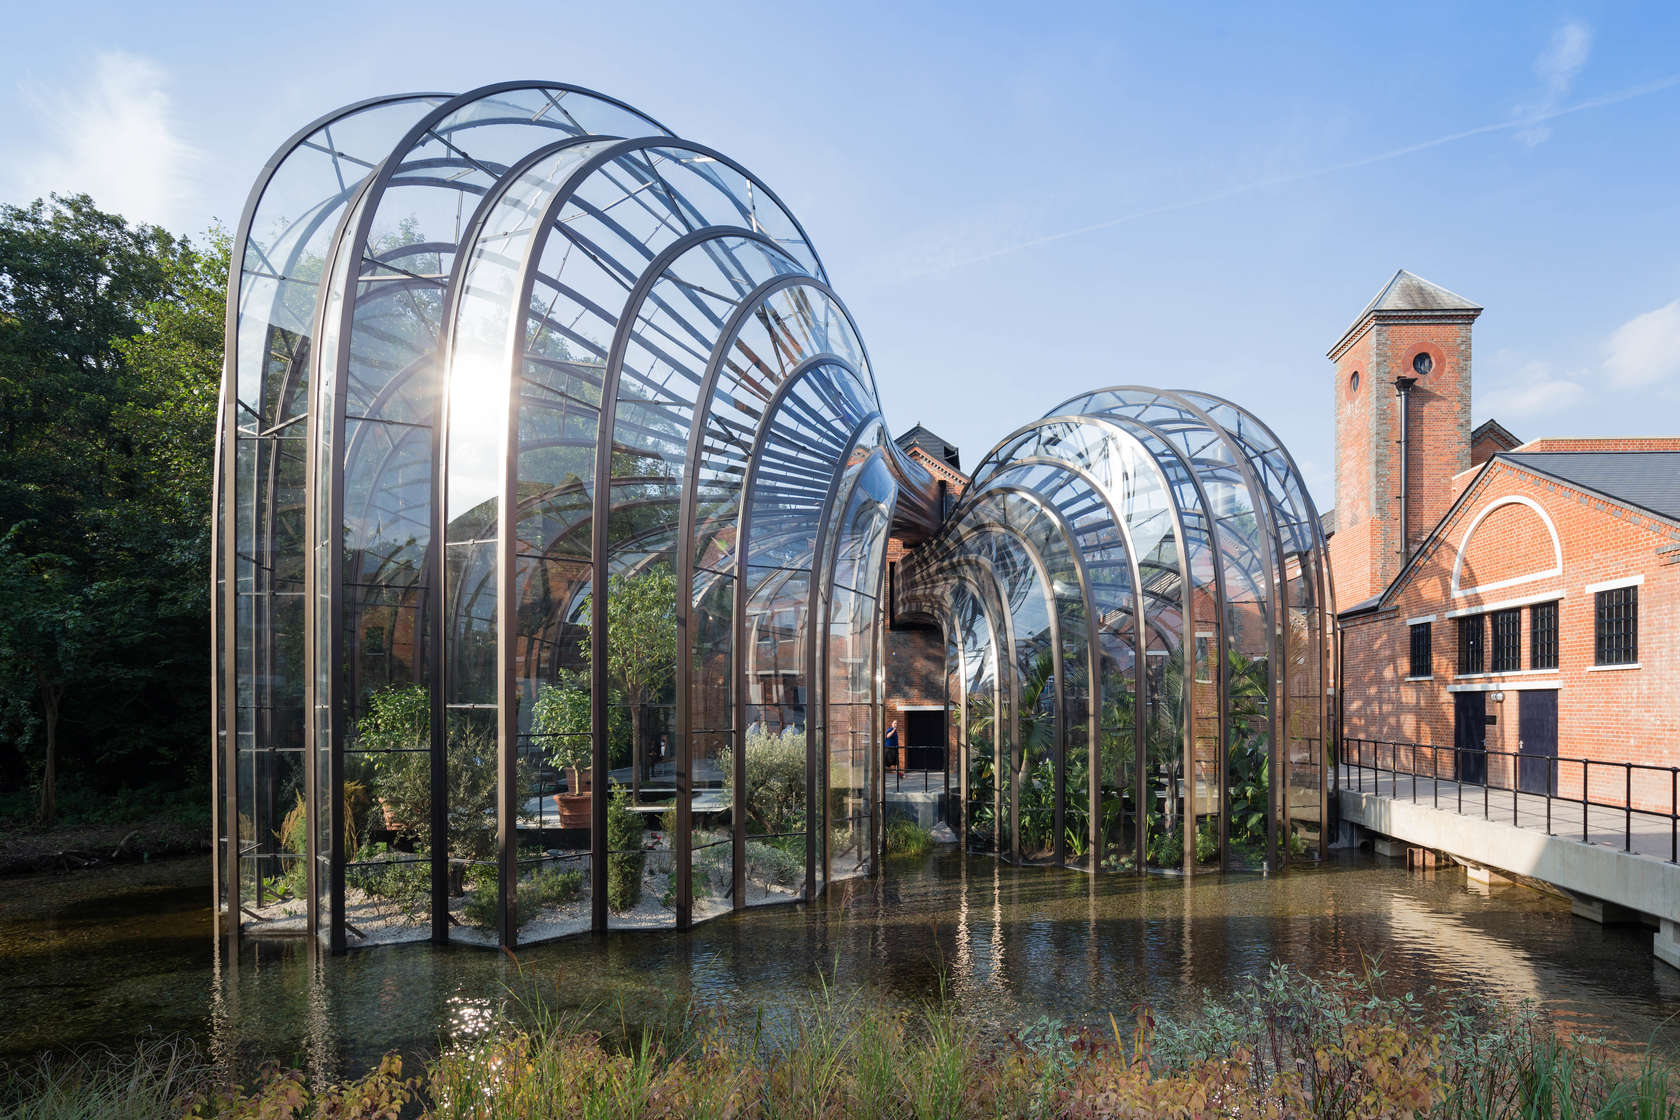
(884, 719, 899, 771)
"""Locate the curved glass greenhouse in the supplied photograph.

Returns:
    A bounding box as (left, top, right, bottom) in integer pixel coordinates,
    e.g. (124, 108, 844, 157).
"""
(213, 82, 1334, 951)
(894, 391, 1334, 874)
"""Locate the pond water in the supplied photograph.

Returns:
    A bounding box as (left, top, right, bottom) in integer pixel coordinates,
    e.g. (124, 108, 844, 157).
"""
(3, 847, 1676, 1079)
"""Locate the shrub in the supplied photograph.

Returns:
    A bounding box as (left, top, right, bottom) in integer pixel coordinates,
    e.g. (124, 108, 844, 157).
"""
(347, 848, 430, 920)
(718, 725, 806, 836)
(744, 839, 804, 887)
(523, 867, 583, 916)
(883, 818, 933, 858)
(1146, 822, 1182, 867)
(356, 685, 531, 891)
(1194, 817, 1218, 864)
(605, 783, 643, 912)
(462, 865, 583, 930)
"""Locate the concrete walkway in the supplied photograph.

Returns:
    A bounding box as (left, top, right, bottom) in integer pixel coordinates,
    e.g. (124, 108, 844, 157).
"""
(1337, 764, 1678, 863)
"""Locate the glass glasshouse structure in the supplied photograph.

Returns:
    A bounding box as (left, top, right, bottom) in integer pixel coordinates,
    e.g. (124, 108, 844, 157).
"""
(213, 81, 1334, 951)
(894, 393, 1334, 874)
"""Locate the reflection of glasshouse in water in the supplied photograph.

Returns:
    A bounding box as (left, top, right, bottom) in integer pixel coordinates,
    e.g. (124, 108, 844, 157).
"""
(213, 81, 1334, 951)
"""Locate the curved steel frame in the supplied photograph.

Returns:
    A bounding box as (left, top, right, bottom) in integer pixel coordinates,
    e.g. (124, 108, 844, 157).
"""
(213, 80, 1335, 951)
(895, 396, 1336, 873)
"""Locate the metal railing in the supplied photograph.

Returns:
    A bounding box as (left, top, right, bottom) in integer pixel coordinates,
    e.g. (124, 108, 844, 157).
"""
(888, 765, 944, 793)
(1339, 738, 1680, 864)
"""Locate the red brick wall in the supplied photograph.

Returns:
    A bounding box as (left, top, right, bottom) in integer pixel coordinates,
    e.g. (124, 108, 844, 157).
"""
(1471, 431, 1509, 467)
(1519, 438, 1680, 453)
(1329, 316, 1473, 606)
(884, 535, 950, 761)
(1456, 499, 1558, 592)
(1341, 459, 1680, 810)
(1328, 329, 1376, 602)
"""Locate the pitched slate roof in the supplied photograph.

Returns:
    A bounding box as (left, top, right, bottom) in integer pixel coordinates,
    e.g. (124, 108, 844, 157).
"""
(1501, 451, 1680, 523)
(1346, 449, 1680, 617)
(1329, 269, 1482, 357)
(895, 423, 961, 471)
(1471, 418, 1521, 450)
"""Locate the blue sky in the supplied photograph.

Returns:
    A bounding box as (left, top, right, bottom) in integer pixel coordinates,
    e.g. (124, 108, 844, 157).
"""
(3, 1, 1677, 508)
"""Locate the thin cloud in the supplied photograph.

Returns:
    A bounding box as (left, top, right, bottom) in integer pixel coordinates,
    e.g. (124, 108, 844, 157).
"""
(894, 67, 1680, 281)
(1480, 360, 1588, 420)
(6, 51, 200, 230)
(1481, 296, 1680, 423)
(1604, 296, 1680, 389)
(1515, 21, 1593, 146)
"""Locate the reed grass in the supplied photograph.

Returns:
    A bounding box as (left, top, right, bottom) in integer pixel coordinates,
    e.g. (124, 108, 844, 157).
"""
(4, 964, 1676, 1118)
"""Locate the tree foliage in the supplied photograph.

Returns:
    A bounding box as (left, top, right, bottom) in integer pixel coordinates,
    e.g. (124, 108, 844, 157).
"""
(0, 194, 226, 821)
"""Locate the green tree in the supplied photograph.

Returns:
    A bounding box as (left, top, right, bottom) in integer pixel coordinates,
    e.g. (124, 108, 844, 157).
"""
(581, 565, 676, 801)
(531, 669, 630, 778)
(0, 194, 225, 820)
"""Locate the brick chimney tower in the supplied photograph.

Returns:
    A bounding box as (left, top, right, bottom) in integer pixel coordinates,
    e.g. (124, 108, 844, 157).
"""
(1326, 270, 1482, 605)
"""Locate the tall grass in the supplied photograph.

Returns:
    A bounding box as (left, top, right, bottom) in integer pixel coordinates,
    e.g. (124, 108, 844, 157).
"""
(5, 965, 1676, 1118)
(883, 819, 934, 858)
(0, 1040, 205, 1120)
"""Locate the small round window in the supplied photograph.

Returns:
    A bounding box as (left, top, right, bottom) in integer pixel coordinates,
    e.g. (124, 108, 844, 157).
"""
(1350, 371, 1360, 392)
(1412, 352, 1434, 377)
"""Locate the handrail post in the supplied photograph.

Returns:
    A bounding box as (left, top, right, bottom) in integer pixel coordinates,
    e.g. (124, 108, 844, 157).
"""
(1456, 746, 1462, 815)
(1671, 768, 1677, 864)
(1582, 759, 1589, 844)
(1432, 745, 1438, 809)
(1484, 754, 1489, 821)
(1625, 763, 1633, 853)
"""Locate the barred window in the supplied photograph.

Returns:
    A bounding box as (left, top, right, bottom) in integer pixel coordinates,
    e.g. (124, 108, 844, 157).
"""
(1457, 614, 1484, 675)
(1408, 622, 1431, 678)
(1490, 609, 1521, 672)
(1530, 601, 1558, 670)
(1594, 586, 1638, 666)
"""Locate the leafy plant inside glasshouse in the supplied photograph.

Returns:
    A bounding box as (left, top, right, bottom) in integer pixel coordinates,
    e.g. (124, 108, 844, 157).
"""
(605, 782, 643, 911)
(718, 724, 805, 837)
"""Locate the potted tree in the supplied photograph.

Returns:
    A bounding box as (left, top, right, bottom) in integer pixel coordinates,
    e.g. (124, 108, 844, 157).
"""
(585, 566, 676, 804)
(533, 671, 629, 829)
(534, 674, 593, 829)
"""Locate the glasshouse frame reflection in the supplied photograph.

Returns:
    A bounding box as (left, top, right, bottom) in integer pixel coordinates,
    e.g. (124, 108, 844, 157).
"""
(213, 81, 1335, 954)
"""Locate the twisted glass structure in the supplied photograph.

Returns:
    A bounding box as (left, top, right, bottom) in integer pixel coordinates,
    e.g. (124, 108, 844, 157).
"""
(213, 82, 1333, 951)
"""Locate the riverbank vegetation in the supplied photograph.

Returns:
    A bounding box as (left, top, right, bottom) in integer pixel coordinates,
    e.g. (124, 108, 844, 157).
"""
(0, 196, 225, 829)
(0, 782, 209, 875)
(4, 964, 1674, 1118)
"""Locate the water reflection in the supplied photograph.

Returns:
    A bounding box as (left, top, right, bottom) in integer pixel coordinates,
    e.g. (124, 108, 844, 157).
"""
(1, 849, 1676, 1079)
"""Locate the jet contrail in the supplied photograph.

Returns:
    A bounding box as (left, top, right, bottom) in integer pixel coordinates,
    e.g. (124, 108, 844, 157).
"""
(909, 72, 1680, 277)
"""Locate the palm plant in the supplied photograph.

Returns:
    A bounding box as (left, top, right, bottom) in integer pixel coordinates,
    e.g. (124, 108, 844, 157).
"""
(1225, 649, 1272, 852)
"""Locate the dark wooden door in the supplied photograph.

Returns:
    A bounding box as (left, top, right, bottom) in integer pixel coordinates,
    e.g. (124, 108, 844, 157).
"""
(1455, 692, 1487, 785)
(1517, 690, 1559, 795)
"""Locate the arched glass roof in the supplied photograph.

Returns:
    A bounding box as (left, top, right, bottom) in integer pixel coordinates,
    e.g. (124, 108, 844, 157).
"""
(214, 82, 1333, 952)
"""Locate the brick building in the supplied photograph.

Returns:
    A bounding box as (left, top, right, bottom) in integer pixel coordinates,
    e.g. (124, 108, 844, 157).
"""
(1329, 271, 1680, 808)
(884, 425, 967, 769)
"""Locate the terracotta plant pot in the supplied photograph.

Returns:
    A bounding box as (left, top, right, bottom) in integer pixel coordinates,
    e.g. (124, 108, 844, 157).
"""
(556, 793, 592, 829)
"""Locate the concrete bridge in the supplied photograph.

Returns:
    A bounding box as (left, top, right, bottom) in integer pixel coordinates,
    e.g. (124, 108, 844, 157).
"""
(1337, 766, 1680, 972)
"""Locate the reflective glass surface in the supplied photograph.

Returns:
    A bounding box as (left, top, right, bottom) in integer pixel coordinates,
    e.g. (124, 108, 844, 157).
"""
(216, 83, 1332, 953)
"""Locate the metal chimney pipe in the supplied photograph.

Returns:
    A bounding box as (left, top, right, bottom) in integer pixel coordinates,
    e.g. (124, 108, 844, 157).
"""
(1394, 375, 1418, 564)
